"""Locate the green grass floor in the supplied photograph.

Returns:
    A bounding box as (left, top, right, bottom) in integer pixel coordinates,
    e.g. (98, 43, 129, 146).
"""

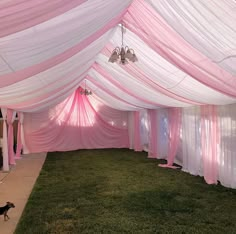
(15, 149, 236, 234)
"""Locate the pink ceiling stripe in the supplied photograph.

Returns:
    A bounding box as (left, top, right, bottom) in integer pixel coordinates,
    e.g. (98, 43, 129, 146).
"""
(87, 75, 163, 108)
(0, 0, 86, 38)
(123, 64, 203, 105)
(2, 70, 89, 111)
(93, 63, 165, 106)
(0, 8, 128, 88)
(123, 0, 236, 97)
(103, 45, 203, 106)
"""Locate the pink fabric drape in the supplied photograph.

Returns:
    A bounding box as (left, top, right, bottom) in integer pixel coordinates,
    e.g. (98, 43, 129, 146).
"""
(23, 88, 129, 153)
(7, 109, 16, 165)
(1, 108, 9, 171)
(148, 109, 158, 158)
(0, 7, 129, 88)
(123, 0, 236, 97)
(15, 112, 24, 159)
(0, 0, 86, 37)
(201, 105, 219, 185)
(87, 75, 144, 108)
(133, 111, 142, 151)
(159, 108, 182, 169)
(102, 45, 203, 106)
(93, 63, 162, 106)
(122, 61, 203, 106)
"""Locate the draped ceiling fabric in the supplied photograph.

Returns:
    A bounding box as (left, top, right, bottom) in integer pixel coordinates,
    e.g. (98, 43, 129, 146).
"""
(0, 0, 235, 150)
(0, 0, 235, 113)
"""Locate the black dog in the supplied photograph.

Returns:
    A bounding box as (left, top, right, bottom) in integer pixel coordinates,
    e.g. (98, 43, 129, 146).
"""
(0, 202, 15, 221)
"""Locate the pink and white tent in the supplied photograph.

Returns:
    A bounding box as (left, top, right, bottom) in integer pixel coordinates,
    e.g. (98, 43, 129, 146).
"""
(0, 0, 236, 188)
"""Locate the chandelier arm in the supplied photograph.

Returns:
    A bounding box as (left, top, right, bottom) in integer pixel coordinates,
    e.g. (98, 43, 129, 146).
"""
(115, 47, 120, 53)
(129, 48, 134, 53)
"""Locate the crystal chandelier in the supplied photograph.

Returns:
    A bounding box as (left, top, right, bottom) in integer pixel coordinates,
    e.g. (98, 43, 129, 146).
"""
(80, 79, 92, 95)
(108, 23, 138, 65)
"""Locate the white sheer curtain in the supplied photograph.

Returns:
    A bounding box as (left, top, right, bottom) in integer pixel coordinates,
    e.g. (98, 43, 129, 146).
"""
(127, 110, 150, 152)
(181, 106, 202, 176)
(146, 108, 169, 160)
(147, 108, 169, 159)
(128, 108, 169, 157)
(218, 104, 236, 188)
(181, 106, 219, 184)
(181, 104, 236, 188)
(140, 110, 149, 151)
(157, 108, 169, 159)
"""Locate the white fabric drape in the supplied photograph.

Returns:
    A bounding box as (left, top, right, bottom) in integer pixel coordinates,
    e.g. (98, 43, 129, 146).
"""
(181, 104, 236, 188)
(146, 108, 169, 159)
(157, 109, 169, 159)
(218, 104, 236, 188)
(140, 110, 149, 151)
(181, 107, 202, 176)
(1, 108, 9, 171)
(0, 30, 116, 112)
(0, 0, 132, 75)
(148, 0, 236, 75)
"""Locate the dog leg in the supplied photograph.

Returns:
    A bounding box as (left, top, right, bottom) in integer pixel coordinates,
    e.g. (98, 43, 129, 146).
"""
(4, 212, 9, 221)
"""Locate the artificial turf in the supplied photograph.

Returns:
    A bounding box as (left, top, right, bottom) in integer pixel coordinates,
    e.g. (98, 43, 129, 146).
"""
(15, 149, 236, 234)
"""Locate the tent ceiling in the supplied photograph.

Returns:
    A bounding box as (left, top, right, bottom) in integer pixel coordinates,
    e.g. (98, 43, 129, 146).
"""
(0, 0, 235, 112)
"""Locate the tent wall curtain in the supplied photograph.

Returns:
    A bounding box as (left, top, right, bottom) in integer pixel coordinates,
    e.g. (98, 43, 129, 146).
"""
(15, 112, 24, 159)
(157, 109, 169, 160)
(127, 111, 143, 152)
(148, 109, 158, 158)
(146, 108, 169, 160)
(159, 108, 182, 169)
(14, 102, 236, 189)
(167, 108, 182, 166)
(23, 88, 129, 153)
(201, 105, 219, 185)
(180, 104, 236, 188)
(217, 104, 236, 188)
(7, 109, 17, 165)
(1, 108, 9, 171)
(133, 111, 142, 151)
(181, 106, 202, 176)
(127, 112, 135, 150)
(139, 110, 149, 151)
